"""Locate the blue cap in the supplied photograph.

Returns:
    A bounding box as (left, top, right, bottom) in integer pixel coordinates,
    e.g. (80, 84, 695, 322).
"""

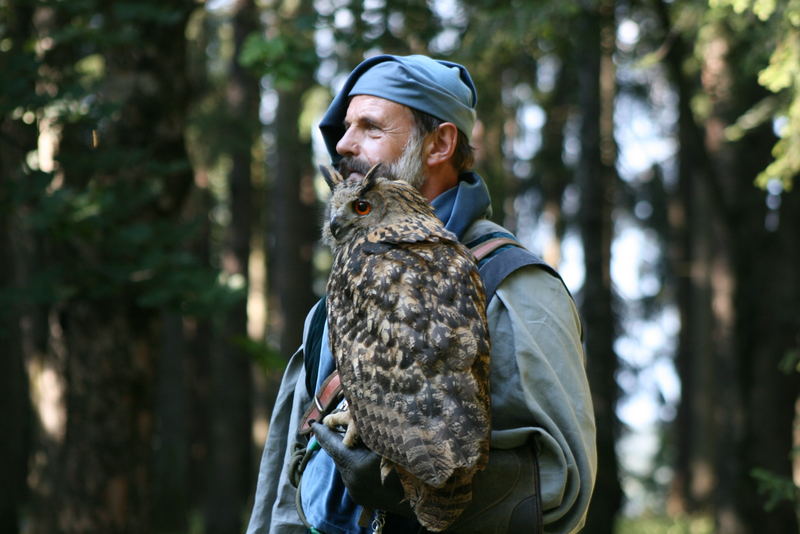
(319, 54, 478, 164)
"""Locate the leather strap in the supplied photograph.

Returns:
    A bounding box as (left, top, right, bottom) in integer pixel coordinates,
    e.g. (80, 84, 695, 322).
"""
(469, 237, 520, 262)
(299, 370, 343, 436)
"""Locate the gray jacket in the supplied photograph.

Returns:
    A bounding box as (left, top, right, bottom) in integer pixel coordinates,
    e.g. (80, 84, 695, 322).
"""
(247, 220, 597, 533)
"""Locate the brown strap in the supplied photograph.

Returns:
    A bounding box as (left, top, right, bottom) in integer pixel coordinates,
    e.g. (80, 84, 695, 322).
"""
(299, 370, 343, 435)
(470, 237, 521, 261)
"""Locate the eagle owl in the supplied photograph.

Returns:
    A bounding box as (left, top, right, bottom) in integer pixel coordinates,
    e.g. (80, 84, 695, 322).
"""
(319, 164, 491, 532)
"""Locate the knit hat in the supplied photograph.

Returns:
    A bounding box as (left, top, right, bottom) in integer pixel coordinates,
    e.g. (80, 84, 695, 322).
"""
(319, 54, 478, 164)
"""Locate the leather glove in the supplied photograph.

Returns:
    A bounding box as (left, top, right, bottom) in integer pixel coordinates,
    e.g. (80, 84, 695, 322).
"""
(446, 445, 543, 533)
(310, 421, 412, 516)
(312, 422, 542, 533)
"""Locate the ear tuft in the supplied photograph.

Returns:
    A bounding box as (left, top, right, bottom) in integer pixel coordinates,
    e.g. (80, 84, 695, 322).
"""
(361, 163, 383, 194)
(319, 165, 343, 190)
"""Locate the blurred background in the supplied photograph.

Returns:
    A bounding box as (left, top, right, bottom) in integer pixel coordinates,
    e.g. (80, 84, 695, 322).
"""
(1, 0, 798, 532)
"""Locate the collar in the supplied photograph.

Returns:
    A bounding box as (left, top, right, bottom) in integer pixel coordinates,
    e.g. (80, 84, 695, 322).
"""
(431, 172, 492, 241)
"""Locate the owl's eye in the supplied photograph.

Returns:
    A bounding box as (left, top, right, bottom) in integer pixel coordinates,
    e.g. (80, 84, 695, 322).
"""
(353, 199, 372, 215)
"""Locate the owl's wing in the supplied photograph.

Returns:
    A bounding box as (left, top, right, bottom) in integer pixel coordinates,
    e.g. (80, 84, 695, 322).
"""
(366, 214, 457, 246)
(327, 241, 491, 488)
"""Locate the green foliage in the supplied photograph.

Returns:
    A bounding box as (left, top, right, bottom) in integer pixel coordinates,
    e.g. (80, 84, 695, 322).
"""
(711, 0, 800, 190)
(12, 174, 235, 315)
(0, 0, 234, 319)
(710, 0, 778, 20)
(239, 32, 317, 90)
(779, 349, 800, 374)
(615, 514, 714, 534)
(0, 49, 45, 115)
(750, 333, 799, 513)
(233, 335, 286, 372)
(751, 468, 800, 512)
(110, 2, 188, 25)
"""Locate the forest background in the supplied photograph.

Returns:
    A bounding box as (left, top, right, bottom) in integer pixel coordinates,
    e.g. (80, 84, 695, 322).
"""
(1, 0, 799, 533)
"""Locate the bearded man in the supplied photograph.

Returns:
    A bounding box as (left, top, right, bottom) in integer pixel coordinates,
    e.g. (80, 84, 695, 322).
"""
(247, 54, 597, 534)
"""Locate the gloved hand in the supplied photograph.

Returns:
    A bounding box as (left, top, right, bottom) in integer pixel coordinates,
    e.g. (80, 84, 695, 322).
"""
(312, 422, 543, 533)
(446, 445, 543, 534)
(311, 421, 412, 516)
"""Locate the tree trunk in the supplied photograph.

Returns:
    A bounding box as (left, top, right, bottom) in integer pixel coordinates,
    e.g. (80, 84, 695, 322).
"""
(470, 61, 512, 226)
(185, 184, 214, 515)
(270, 87, 318, 354)
(472, 113, 510, 225)
(0, 3, 53, 530)
(152, 311, 189, 533)
(533, 62, 572, 268)
(0, 155, 31, 534)
(58, 306, 154, 533)
(577, 2, 623, 532)
(204, 1, 258, 532)
(48, 2, 198, 531)
(741, 177, 800, 531)
(748, 169, 800, 527)
(699, 22, 799, 533)
(726, 100, 799, 534)
(268, 0, 318, 357)
(654, 0, 718, 513)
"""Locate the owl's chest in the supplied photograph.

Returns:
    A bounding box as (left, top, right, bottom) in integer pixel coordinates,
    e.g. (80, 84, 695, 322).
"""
(329, 241, 438, 300)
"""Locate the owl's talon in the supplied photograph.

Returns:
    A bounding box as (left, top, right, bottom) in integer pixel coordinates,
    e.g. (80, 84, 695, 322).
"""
(322, 410, 359, 447)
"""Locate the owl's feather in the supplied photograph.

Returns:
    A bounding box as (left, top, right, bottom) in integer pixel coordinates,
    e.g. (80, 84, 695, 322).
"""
(321, 165, 491, 531)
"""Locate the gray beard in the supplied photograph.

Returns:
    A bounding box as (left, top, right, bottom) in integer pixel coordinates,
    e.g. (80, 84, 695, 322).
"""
(337, 132, 427, 190)
(386, 132, 426, 190)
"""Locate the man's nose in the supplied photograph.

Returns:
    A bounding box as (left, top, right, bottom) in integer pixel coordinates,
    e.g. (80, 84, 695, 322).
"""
(336, 128, 357, 157)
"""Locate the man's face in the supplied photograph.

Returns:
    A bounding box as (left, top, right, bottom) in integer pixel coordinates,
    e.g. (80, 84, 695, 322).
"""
(335, 95, 425, 186)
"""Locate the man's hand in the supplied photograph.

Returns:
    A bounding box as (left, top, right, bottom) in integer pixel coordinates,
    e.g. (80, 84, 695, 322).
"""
(310, 421, 410, 515)
(312, 422, 542, 532)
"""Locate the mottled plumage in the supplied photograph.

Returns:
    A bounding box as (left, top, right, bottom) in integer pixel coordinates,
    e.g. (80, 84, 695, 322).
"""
(320, 164, 491, 532)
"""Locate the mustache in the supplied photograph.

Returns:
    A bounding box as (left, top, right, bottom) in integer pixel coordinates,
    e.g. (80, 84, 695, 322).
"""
(335, 156, 373, 177)
(336, 157, 400, 181)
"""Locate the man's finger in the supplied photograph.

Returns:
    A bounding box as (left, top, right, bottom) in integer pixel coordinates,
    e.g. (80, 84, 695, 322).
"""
(311, 422, 378, 469)
(311, 422, 349, 463)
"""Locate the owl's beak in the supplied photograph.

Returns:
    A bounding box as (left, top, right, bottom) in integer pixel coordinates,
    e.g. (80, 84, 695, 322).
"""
(329, 218, 342, 239)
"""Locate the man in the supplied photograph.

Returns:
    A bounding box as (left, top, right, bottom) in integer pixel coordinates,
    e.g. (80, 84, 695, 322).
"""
(247, 54, 596, 533)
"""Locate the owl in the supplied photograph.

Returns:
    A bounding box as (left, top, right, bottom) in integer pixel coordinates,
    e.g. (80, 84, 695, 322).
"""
(319, 164, 491, 532)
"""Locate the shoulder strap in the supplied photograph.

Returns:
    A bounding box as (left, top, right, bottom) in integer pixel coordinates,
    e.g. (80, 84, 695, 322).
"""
(298, 370, 343, 435)
(476, 246, 559, 302)
(303, 297, 328, 396)
(467, 229, 563, 302)
(466, 224, 583, 341)
(470, 237, 520, 262)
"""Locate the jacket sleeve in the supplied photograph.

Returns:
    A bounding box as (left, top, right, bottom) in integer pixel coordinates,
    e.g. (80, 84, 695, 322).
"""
(246, 302, 325, 534)
(245, 347, 309, 534)
(487, 266, 597, 534)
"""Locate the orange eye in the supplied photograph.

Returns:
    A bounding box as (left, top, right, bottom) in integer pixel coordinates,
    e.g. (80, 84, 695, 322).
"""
(353, 199, 371, 215)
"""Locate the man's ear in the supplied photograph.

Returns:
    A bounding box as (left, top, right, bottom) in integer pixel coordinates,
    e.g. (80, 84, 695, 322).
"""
(425, 122, 459, 167)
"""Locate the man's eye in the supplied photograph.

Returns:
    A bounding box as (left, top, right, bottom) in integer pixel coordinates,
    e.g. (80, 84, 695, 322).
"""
(353, 199, 371, 215)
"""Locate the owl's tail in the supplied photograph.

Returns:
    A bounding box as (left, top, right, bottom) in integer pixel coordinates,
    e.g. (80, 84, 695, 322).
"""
(397, 467, 476, 532)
